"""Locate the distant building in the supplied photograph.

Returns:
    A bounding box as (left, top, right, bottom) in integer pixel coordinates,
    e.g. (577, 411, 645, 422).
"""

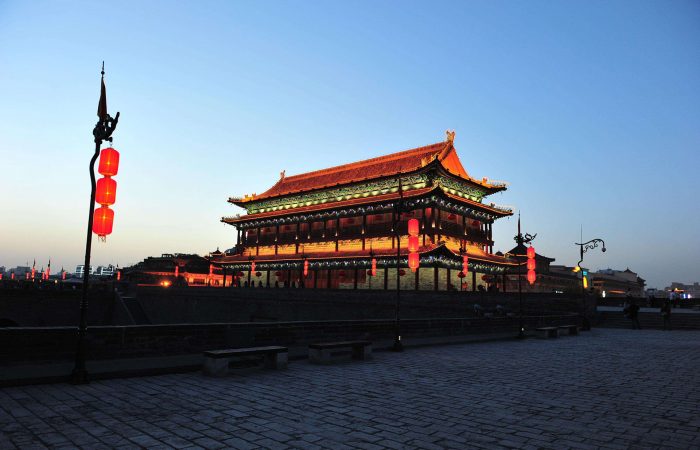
(500, 243, 584, 294)
(591, 268, 645, 297)
(666, 281, 699, 299)
(94, 265, 116, 277)
(75, 265, 93, 277)
(122, 253, 219, 286)
(8, 266, 31, 278)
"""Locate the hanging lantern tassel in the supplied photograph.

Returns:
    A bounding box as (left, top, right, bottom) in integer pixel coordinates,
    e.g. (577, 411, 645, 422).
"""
(93, 147, 120, 242)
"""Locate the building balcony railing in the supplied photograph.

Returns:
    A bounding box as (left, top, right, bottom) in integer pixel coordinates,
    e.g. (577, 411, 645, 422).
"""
(240, 225, 492, 251)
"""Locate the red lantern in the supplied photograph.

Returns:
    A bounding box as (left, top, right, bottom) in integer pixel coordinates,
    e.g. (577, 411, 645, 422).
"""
(527, 269, 536, 285)
(116, 270, 120, 281)
(26, 272, 29, 280)
(251, 261, 256, 273)
(408, 218, 419, 236)
(371, 257, 377, 277)
(462, 255, 469, 275)
(11, 272, 15, 280)
(255, 272, 262, 277)
(448, 213, 456, 220)
(209, 264, 214, 277)
(174, 265, 179, 277)
(408, 235, 419, 253)
(367, 270, 373, 276)
(98, 147, 120, 176)
(339, 270, 346, 278)
(526, 246, 536, 285)
(0, 273, 2, 280)
(274, 271, 282, 277)
(92, 206, 114, 237)
(458, 271, 465, 279)
(95, 177, 117, 206)
(303, 260, 309, 277)
(398, 269, 406, 276)
(408, 253, 419, 272)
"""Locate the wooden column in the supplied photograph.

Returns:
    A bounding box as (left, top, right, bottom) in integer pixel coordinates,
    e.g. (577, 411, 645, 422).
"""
(256, 227, 260, 256)
(314, 269, 318, 289)
(247, 269, 251, 287)
(274, 223, 279, 255)
(323, 219, 327, 238)
(362, 214, 367, 251)
(472, 271, 477, 292)
(422, 208, 427, 246)
(237, 228, 242, 248)
(415, 267, 419, 290)
(502, 272, 507, 293)
(295, 222, 300, 254)
(335, 217, 339, 252)
(327, 268, 332, 288)
(287, 269, 292, 287)
(353, 268, 358, 290)
(222, 267, 227, 288)
(447, 268, 451, 291)
(266, 269, 270, 288)
(462, 215, 467, 237)
(384, 266, 388, 290)
(434, 265, 439, 291)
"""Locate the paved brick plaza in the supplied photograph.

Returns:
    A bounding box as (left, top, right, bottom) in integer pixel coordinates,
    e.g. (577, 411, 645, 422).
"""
(1, 329, 699, 449)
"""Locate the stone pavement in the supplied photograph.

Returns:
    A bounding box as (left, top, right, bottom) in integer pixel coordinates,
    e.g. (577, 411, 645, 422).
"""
(1, 329, 699, 449)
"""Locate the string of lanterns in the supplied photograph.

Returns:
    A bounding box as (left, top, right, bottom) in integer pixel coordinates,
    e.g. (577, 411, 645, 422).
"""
(527, 246, 536, 285)
(407, 218, 420, 272)
(92, 147, 120, 239)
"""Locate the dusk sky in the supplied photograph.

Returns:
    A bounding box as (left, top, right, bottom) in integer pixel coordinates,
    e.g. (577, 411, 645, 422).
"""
(1, 0, 698, 289)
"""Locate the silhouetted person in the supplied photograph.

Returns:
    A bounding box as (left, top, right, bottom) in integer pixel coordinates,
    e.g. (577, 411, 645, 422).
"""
(661, 300, 672, 331)
(628, 299, 641, 329)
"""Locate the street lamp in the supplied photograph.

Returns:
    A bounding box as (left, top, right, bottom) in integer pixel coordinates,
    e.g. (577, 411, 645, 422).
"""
(72, 63, 120, 384)
(392, 178, 405, 352)
(575, 238, 606, 331)
(509, 215, 536, 339)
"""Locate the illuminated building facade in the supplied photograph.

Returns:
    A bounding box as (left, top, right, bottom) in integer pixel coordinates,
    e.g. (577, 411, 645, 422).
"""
(214, 132, 518, 290)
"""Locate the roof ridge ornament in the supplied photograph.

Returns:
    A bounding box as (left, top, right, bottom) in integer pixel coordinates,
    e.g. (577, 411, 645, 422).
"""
(445, 130, 455, 143)
(280, 170, 286, 180)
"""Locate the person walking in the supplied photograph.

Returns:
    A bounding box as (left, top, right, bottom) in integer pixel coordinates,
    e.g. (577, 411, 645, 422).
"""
(661, 299, 672, 331)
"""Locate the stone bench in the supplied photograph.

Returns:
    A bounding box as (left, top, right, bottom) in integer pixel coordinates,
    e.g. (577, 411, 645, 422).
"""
(558, 324, 579, 336)
(203, 346, 288, 376)
(309, 340, 372, 364)
(535, 327, 559, 338)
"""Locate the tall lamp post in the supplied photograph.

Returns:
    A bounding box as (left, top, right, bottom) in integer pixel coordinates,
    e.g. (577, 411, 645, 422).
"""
(72, 63, 120, 384)
(575, 238, 606, 331)
(392, 178, 405, 352)
(510, 215, 536, 339)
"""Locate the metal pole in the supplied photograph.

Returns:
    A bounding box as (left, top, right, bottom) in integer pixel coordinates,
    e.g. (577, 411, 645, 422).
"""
(71, 142, 100, 384)
(72, 63, 119, 384)
(393, 178, 404, 352)
(518, 254, 524, 338)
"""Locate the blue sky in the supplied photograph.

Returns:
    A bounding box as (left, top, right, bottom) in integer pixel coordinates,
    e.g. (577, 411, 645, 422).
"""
(0, 0, 698, 288)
